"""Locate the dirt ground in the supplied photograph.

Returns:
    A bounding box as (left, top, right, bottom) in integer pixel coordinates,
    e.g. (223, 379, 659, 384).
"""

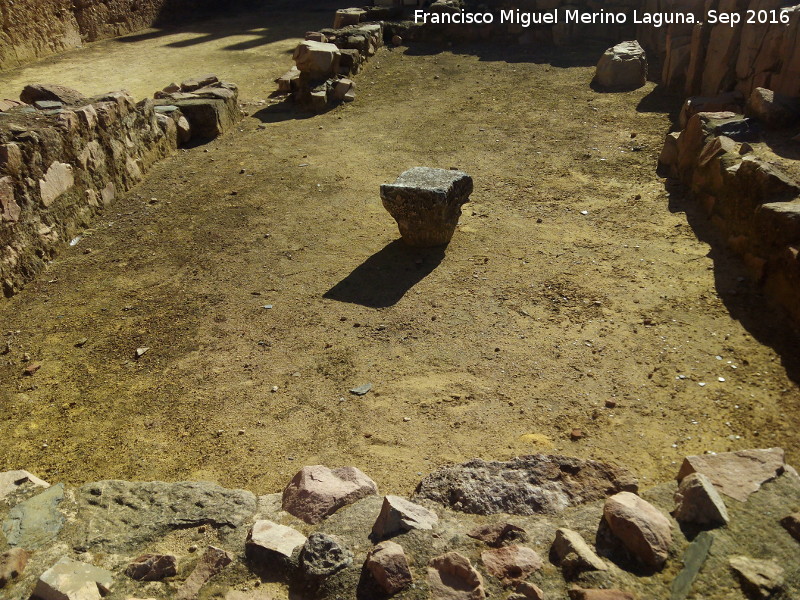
(0, 7, 798, 497)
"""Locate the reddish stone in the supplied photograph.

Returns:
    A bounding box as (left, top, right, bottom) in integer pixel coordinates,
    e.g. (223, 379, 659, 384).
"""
(428, 552, 485, 600)
(282, 465, 377, 524)
(603, 492, 672, 569)
(365, 541, 412, 594)
(480, 545, 542, 585)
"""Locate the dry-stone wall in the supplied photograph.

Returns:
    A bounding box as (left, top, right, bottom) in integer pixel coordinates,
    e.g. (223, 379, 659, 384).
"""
(0, 0, 259, 70)
(0, 77, 241, 297)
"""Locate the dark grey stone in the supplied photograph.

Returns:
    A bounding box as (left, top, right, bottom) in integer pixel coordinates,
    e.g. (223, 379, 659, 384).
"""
(671, 531, 714, 600)
(76, 480, 257, 552)
(414, 455, 638, 515)
(301, 532, 353, 578)
(380, 167, 473, 247)
(2, 484, 65, 549)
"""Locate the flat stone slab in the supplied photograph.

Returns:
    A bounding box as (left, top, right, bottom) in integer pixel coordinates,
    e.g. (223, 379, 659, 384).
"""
(380, 167, 473, 247)
(33, 557, 113, 600)
(414, 455, 637, 515)
(246, 519, 307, 559)
(0, 470, 49, 500)
(372, 495, 438, 538)
(76, 480, 256, 552)
(677, 448, 786, 502)
(2, 483, 65, 549)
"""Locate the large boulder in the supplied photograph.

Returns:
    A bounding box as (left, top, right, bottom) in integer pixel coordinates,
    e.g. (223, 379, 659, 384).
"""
(594, 41, 648, 90)
(414, 455, 637, 515)
(282, 465, 378, 524)
(380, 167, 473, 247)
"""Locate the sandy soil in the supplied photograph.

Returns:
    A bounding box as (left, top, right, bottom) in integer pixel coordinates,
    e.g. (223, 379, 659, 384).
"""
(0, 9, 798, 497)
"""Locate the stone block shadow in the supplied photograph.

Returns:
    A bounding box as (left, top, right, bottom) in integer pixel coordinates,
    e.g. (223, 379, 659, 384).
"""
(324, 240, 446, 308)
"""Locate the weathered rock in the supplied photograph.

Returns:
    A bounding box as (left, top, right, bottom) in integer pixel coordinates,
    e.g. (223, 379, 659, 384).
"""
(20, 84, 85, 105)
(365, 540, 412, 595)
(729, 555, 784, 599)
(0, 176, 20, 223)
(550, 528, 608, 577)
(671, 531, 714, 600)
(594, 41, 648, 90)
(780, 513, 800, 542)
(0, 142, 23, 175)
(672, 472, 729, 527)
(305, 31, 327, 42)
(509, 581, 544, 600)
(332, 78, 354, 101)
(39, 162, 74, 207)
(414, 455, 637, 515)
(176, 116, 191, 146)
(276, 67, 301, 94)
(2, 483, 65, 549)
(76, 480, 256, 552)
(293, 41, 341, 77)
(467, 522, 526, 547)
(756, 202, 800, 249)
(603, 491, 672, 569)
(480, 545, 542, 585)
(33, 557, 113, 600)
(0, 469, 49, 500)
(372, 495, 438, 539)
(380, 167, 473, 247)
(245, 519, 306, 561)
(568, 589, 637, 600)
(180, 74, 219, 92)
(677, 448, 786, 502)
(333, 8, 366, 29)
(176, 546, 232, 600)
(125, 554, 177, 581)
(428, 552, 485, 600)
(746, 87, 800, 128)
(0, 548, 28, 588)
(282, 465, 378, 524)
(301, 533, 353, 578)
(170, 97, 239, 140)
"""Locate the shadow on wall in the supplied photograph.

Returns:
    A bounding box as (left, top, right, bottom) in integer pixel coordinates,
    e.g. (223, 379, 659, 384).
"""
(665, 179, 800, 386)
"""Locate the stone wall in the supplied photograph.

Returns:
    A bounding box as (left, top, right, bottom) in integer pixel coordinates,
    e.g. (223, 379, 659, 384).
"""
(0, 78, 241, 297)
(0, 0, 259, 70)
(638, 0, 800, 98)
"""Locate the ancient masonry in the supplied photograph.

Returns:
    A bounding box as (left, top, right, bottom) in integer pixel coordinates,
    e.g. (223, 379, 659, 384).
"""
(0, 77, 242, 297)
(0, 450, 799, 599)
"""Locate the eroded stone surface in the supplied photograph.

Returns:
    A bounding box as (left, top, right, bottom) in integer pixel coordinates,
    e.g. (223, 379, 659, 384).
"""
(380, 167, 473, 247)
(480, 545, 543, 585)
(729, 555, 784, 599)
(568, 589, 637, 600)
(0, 469, 49, 500)
(428, 552, 485, 600)
(603, 491, 672, 569)
(39, 162, 74, 207)
(125, 554, 177, 581)
(301, 533, 353, 578)
(2, 483, 65, 549)
(20, 84, 85, 105)
(282, 465, 378, 524)
(468, 522, 527, 547)
(76, 480, 256, 552)
(415, 455, 637, 515)
(176, 546, 233, 600)
(293, 41, 341, 77)
(677, 448, 786, 502)
(0, 548, 28, 588)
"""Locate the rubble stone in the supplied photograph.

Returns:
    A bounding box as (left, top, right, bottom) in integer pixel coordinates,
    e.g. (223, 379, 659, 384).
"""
(380, 167, 473, 247)
(39, 162, 74, 207)
(125, 554, 177, 581)
(333, 8, 366, 29)
(301, 533, 353, 578)
(245, 519, 307, 561)
(729, 555, 784, 599)
(282, 465, 378, 524)
(293, 41, 341, 77)
(415, 454, 637, 515)
(594, 41, 648, 90)
(33, 557, 113, 600)
(365, 540, 413, 594)
(745, 87, 800, 129)
(568, 589, 637, 600)
(672, 472, 729, 527)
(509, 581, 544, 599)
(2, 483, 65, 549)
(677, 448, 786, 502)
(480, 545, 543, 585)
(0, 469, 48, 500)
(427, 552, 485, 600)
(20, 83, 85, 105)
(372, 495, 438, 538)
(603, 491, 672, 569)
(550, 528, 608, 577)
(0, 548, 28, 588)
(176, 546, 233, 600)
(467, 522, 526, 547)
